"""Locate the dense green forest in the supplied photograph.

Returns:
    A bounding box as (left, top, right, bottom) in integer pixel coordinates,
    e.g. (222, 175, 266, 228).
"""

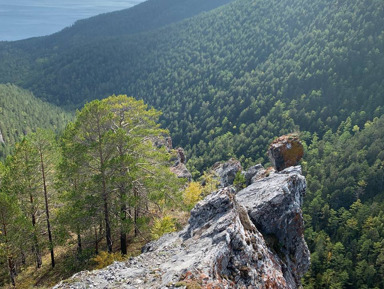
(0, 0, 234, 91)
(0, 0, 384, 287)
(0, 84, 72, 158)
(0, 0, 383, 173)
(301, 116, 384, 288)
(0, 0, 384, 174)
(0, 95, 184, 287)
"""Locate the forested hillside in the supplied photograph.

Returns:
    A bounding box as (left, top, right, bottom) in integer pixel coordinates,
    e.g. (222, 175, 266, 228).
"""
(302, 115, 384, 288)
(0, 84, 72, 158)
(0, 0, 383, 173)
(0, 0, 234, 91)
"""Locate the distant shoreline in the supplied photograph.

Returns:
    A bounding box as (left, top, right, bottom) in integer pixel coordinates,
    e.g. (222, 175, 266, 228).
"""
(0, 0, 144, 41)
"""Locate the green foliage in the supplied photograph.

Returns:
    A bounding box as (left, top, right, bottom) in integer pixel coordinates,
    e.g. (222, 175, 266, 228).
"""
(150, 215, 177, 240)
(0, 95, 184, 286)
(0, 84, 72, 159)
(233, 171, 246, 191)
(0, 189, 30, 286)
(3, 136, 45, 270)
(0, 0, 383, 286)
(0, 0, 383, 173)
(200, 171, 220, 197)
(58, 94, 183, 255)
(56, 0, 234, 40)
(302, 115, 384, 288)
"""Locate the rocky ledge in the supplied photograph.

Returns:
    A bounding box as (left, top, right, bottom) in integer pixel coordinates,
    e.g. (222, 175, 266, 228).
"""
(54, 166, 309, 289)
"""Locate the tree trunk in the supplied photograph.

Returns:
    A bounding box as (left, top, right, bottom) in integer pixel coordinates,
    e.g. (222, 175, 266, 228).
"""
(33, 233, 42, 268)
(94, 227, 99, 255)
(120, 198, 127, 255)
(30, 193, 42, 268)
(20, 248, 26, 266)
(97, 122, 112, 253)
(77, 231, 82, 257)
(7, 256, 16, 287)
(2, 220, 17, 287)
(120, 231, 127, 255)
(134, 187, 139, 237)
(40, 151, 55, 268)
(103, 188, 113, 253)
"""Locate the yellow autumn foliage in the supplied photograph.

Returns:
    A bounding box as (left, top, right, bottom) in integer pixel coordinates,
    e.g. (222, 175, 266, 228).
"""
(92, 251, 124, 269)
(183, 181, 203, 209)
(151, 215, 177, 240)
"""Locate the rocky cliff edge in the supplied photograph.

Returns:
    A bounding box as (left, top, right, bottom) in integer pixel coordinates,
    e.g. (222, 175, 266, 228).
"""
(53, 166, 309, 289)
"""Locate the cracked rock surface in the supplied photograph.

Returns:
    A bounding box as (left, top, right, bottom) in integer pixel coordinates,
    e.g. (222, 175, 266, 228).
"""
(53, 166, 309, 289)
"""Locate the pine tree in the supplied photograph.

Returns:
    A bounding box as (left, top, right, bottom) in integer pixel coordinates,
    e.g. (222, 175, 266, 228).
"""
(29, 129, 58, 268)
(57, 121, 101, 256)
(59, 95, 183, 255)
(5, 139, 43, 268)
(0, 163, 29, 286)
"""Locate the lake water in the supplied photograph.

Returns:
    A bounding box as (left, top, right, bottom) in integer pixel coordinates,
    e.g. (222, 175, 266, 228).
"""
(0, 0, 145, 41)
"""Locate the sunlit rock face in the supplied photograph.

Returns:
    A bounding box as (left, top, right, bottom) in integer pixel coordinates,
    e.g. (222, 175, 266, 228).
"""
(268, 135, 304, 172)
(236, 166, 310, 288)
(0, 129, 4, 144)
(53, 166, 309, 289)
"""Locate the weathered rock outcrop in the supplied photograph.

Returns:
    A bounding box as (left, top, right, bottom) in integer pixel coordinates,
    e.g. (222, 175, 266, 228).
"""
(151, 135, 192, 181)
(243, 164, 266, 186)
(213, 158, 242, 187)
(0, 129, 4, 144)
(152, 136, 173, 152)
(236, 166, 310, 286)
(268, 135, 304, 172)
(170, 147, 192, 181)
(53, 166, 309, 289)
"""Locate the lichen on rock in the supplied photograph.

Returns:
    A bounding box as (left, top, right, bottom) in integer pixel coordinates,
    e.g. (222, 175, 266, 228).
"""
(268, 134, 304, 172)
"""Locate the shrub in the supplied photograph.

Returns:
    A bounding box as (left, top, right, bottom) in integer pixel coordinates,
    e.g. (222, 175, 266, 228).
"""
(150, 215, 177, 240)
(183, 181, 203, 209)
(233, 171, 246, 190)
(92, 251, 124, 269)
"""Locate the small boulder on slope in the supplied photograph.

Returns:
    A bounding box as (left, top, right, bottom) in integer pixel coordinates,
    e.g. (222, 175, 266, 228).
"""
(268, 134, 304, 171)
(170, 147, 192, 181)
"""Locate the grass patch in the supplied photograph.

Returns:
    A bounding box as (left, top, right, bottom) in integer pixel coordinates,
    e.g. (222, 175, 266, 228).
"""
(1, 236, 146, 289)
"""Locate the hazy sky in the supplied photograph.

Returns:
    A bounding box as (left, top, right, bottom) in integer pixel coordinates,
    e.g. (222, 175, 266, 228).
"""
(0, 0, 145, 41)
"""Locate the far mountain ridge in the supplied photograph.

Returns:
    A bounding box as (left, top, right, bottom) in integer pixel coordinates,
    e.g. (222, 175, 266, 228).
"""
(0, 0, 234, 50)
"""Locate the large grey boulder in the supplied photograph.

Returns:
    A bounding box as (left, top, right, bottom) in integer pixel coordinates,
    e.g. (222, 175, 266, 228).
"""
(53, 166, 309, 289)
